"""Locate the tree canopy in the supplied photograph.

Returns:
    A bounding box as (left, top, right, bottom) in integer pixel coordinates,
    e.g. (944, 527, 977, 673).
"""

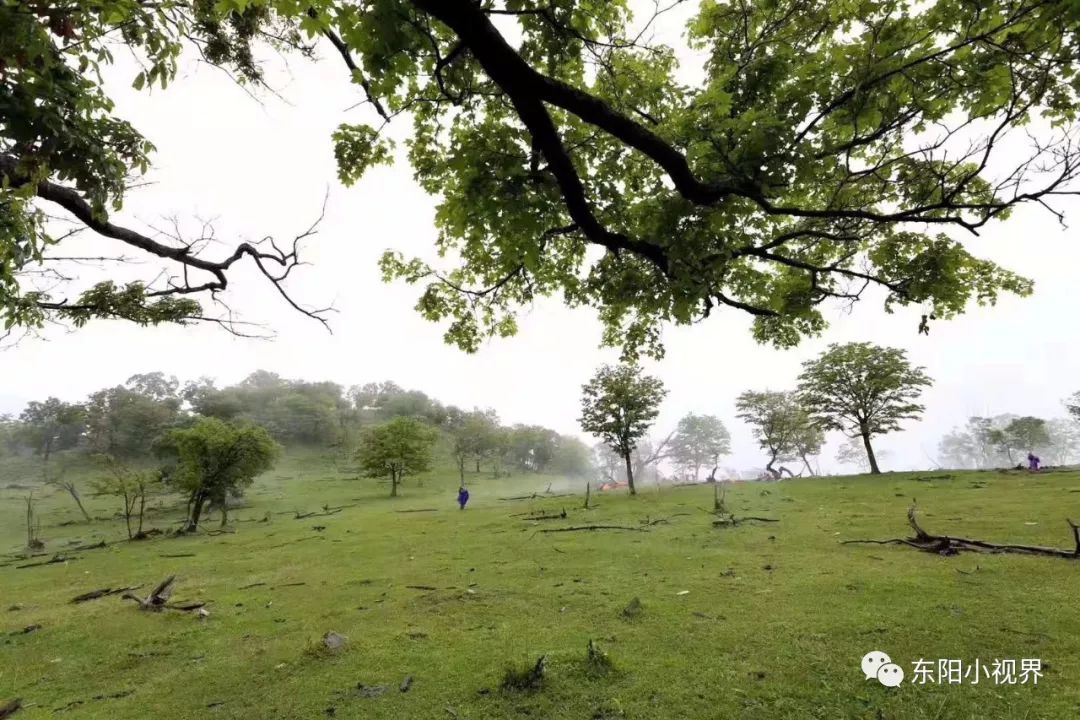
(18, 396, 85, 461)
(734, 390, 816, 478)
(797, 342, 931, 474)
(354, 416, 437, 496)
(669, 413, 730, 481)
(579, 363, 666, 494)
(4, 0, 1079, 352)
(166, 417, 281, 531)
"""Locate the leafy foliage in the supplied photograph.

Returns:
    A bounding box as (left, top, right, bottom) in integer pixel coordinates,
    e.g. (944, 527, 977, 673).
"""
(354, 416, 437, 496)
(579, 364, 666, 494)
(734, 390, 817, 478)
(6, 0, 1078, 350)
(18, 397, 85, 460)
(669, 413, 730, 481)
(797, 342, 931, 473)
(165, 416, 281, 530)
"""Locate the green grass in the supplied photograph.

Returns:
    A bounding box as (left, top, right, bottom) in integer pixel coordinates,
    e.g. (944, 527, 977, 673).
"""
(3, 451, 1080, 719)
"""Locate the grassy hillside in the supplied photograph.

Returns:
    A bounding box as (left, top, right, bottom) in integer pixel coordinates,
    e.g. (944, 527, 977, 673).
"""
(2, 452, 1080, 718)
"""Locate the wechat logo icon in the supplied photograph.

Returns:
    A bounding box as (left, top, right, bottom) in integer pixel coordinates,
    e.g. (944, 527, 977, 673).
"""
(862, 651, 904, 687)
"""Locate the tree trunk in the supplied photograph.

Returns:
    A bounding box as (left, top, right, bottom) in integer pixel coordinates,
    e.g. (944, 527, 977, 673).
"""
(390, 469, 399, 497)
(475, 458, 481, 473)
(457, 457, 465, 485)
(765, 454, 781, 480)
(623, 452, 636, 496)
(861, 431, 881, 474)
(137, 490, 145, 536)
(801, 453, 815, 476)
(184, 490, 207, 532)
(220, 504, 229, 528)
(66, 485, 92, 522)
(123, 493, 134, 539)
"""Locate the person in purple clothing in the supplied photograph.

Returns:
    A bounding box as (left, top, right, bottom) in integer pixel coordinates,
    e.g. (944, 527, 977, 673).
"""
(457, 486, 470, 509)
(1028, 453, 1041, 471)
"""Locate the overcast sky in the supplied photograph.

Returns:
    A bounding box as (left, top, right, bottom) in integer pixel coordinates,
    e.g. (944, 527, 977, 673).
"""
(3, 9, 1079, 474)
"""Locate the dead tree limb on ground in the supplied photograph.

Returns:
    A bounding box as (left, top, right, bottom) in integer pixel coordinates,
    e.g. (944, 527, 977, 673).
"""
(843, 506, 1080, 558)
(538, 525, 648, 534)
(519, 509, 568, 521)
(712, 514, 779, 528)
(121, 576, 208, 614)
(294, 509, 342, 520)
(16, 554, 77, 569)
(71, 585, 141, 604)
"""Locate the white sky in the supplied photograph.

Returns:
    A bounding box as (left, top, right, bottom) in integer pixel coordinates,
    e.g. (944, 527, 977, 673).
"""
(2, 9, 1079, 474)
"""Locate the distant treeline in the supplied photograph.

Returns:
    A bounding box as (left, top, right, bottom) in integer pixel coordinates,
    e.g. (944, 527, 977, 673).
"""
(0, 371, 592, 478)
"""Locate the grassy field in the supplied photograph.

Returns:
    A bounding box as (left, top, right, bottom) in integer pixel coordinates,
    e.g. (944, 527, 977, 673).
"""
(3, 451, 1080, 719)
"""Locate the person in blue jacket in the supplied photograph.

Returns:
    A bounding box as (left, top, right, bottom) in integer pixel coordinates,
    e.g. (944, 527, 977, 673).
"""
(457, 486, 470, 510)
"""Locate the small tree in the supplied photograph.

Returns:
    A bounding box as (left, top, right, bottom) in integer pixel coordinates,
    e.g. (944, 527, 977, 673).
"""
(42, 460, 92, 522)
(791, 419, 825, 476)
(670, 414, 730, 481)
(166, 418, 280, 532)
(578, 364, 666, 496)
(1003, 416, 1051, 461)
(798, 343, 932, 475)
(19, 397, 85, 462)
(92, 455, 161, 539)
(355, 417, 437, 497)
(1066, 392, 1080, 424)
(735, 390, 809, 479)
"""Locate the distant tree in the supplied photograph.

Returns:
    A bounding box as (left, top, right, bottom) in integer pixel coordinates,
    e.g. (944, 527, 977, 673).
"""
(578, 364, 666, 496)
(630, 431, 675, 486)
(798, 343, 931, 475)
(1046, 419, 1080, 466)
(84, 385, 181, 457)
(92, 455, 162, 539)
(549, 436, 593, 478)
(183, 378, 244, 420)
(1002, 416, 1051, 461)
(790, 418, 825, 476)
(592, 443, 623, 485)
(448, 409, 500, 483)
(125, 372, 180, 402)
(1066, 392, 1080, 424)
(837, 437, 872, 472)
(503, 424, 561, 473)
(938, 429, 979, 469)
(966, 416, 1018, 468)
(670, 414, 730, 481)
(355, 417, 437, 497)
(167, 418, 281, 532)
(19, 397, 85, 462)
(735, 390, 807, 479)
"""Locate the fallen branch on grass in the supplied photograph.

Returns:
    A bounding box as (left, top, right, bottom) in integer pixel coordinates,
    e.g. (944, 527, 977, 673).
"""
(712, 515, 779, 528)
(519, 509, 568, 521)
(395, 508, 438, 514)
(122, 576, 208, 615)
(500, 493, 574, 502)
(16, 554, 78, 569)
(538, 525, 648, 534)
(68, 540, 108, 552)
(71, 585, 142, 604)
(843, 506, 1080, 559)
(294, 509, 343, 520)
